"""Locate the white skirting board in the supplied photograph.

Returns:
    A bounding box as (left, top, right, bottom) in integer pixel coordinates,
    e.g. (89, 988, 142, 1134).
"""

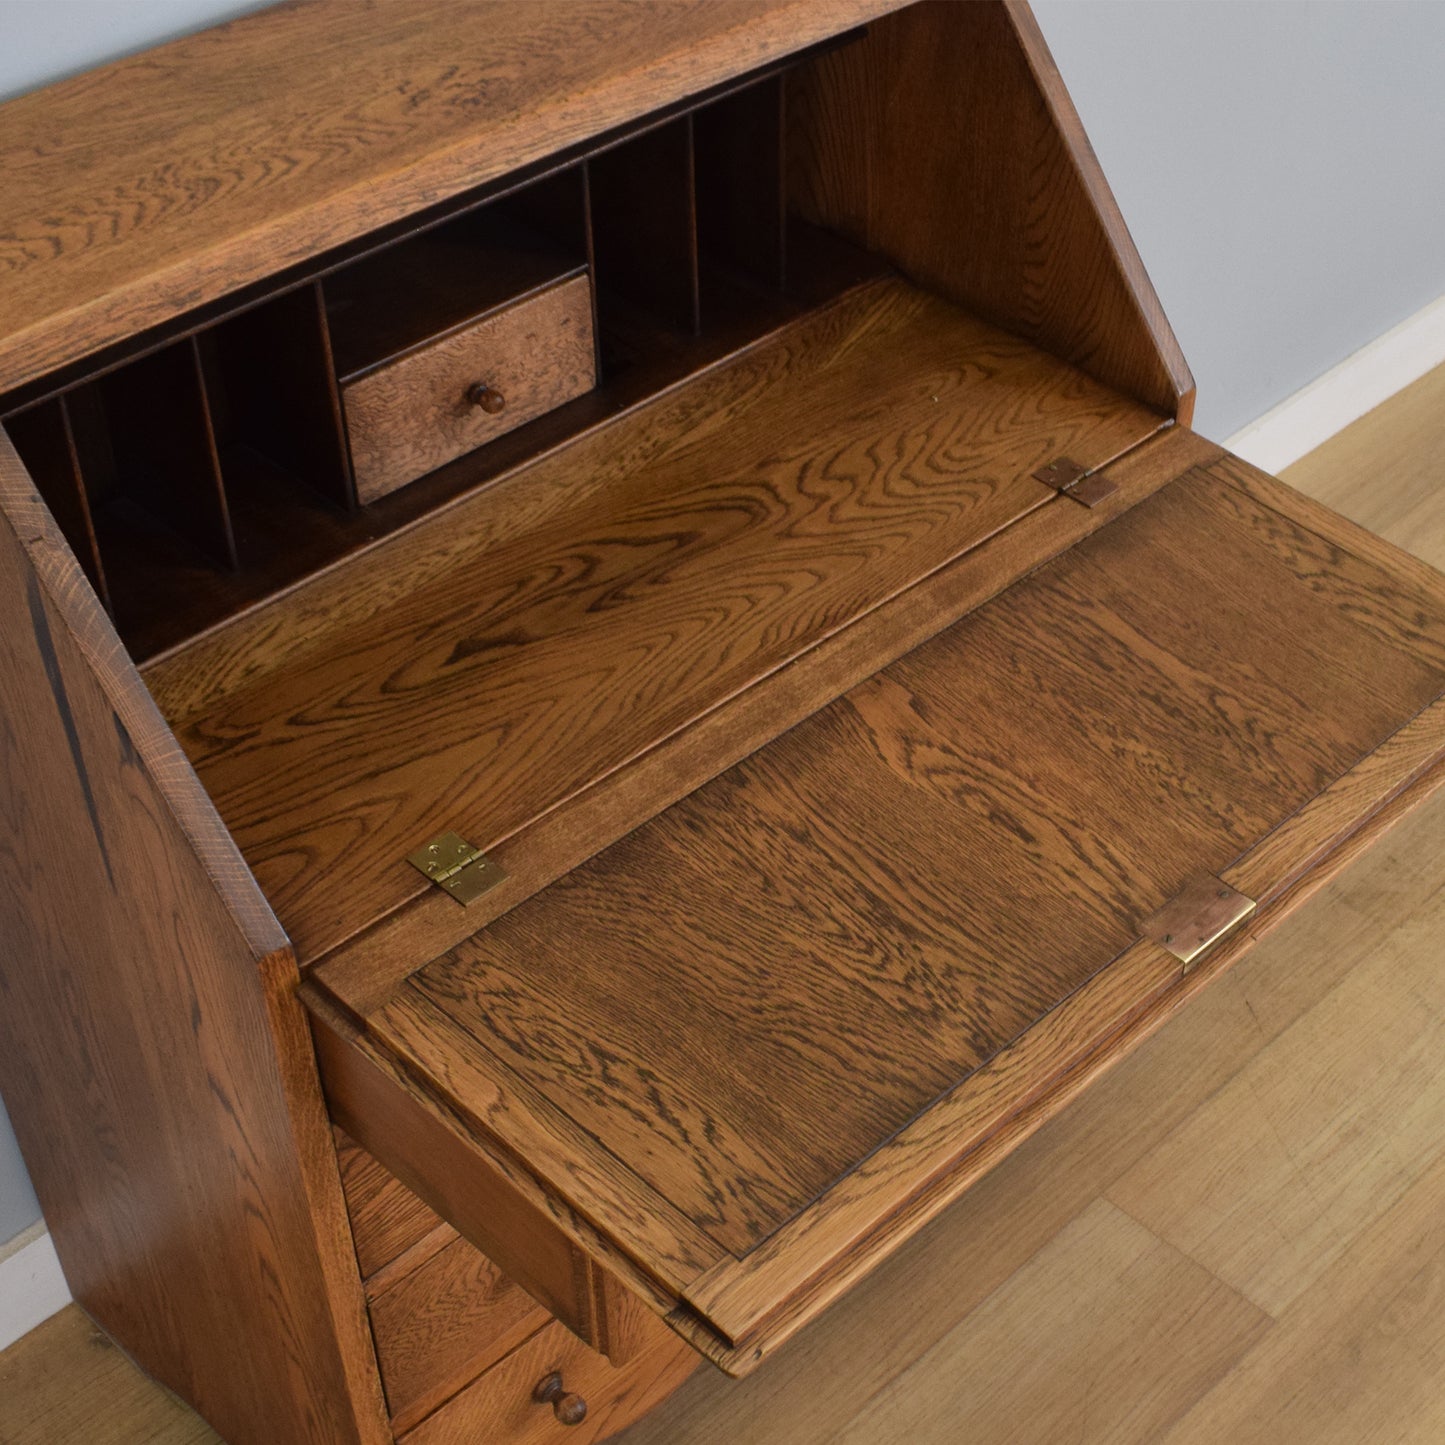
(1225, 292, 1445, 473)
(0, 290, 1443, 1360)
(0, 1222, 71, 1352)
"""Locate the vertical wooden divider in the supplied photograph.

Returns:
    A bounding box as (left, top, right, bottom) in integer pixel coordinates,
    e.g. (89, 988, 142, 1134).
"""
(95, 338, 238, 569)
(208, 282, 357, 512)
(695, 75, 788, 293)
(307, 281, 358, 509)
(3, 398, 112, 612)
(589, 117, 700, 335)
(580, 162, 603, 380)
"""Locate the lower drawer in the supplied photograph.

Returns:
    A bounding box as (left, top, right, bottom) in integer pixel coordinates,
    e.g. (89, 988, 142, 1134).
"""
(400, 1314, 698, 1445)
(370, 1229, 550, 1433)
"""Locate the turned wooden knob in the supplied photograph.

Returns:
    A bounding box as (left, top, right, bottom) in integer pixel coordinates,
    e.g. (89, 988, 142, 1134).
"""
(532, 1370, 588, 1426)
(466, 381, 506, 413)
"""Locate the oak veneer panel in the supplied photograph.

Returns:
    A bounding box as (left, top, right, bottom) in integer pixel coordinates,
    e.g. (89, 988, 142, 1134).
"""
(311, 427, 1220, 1015)
(0, 437, 389, 1444)
(0, 0, 904, 394)
(384, 467, 1445, 1244)
(352, 455, 1445, 1368)
(176, 278, 1161, 961)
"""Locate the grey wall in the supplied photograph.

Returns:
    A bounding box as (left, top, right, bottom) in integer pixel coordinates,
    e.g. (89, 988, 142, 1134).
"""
(1034, 0, 1445, 439)
(1, 0, 1443, 1253)
(0, 0, 276, 102)
(0, 1098, 40, 1245)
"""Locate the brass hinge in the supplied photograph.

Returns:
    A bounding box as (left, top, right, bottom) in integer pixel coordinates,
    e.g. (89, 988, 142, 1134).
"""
(1142, 873, 1257, 969)
(407, 830, 507, 906)
(1032, 455, 1118, 508)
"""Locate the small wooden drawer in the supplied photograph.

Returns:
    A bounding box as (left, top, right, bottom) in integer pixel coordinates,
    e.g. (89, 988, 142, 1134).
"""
(400, 1314, 698, 1445)
(342, 272, 596, 503)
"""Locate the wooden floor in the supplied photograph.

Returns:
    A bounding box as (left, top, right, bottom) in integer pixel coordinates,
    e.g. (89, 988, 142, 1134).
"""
(4, 369, 1445, 1444)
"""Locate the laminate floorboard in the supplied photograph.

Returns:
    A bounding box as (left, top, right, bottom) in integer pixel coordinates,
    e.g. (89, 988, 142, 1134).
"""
(2, 375, 1443, 1443)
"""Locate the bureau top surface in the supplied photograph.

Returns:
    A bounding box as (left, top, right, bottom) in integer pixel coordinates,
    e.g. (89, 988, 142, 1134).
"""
(0, 0, 899, 397)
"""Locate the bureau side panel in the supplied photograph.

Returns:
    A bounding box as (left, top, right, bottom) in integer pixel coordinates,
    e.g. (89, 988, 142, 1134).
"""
(790, 0, 1194, 420)
(0, 434, 389, 1445)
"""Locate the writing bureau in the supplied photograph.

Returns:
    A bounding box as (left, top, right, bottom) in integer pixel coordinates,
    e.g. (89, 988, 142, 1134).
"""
(2, 2, 1444, 1442)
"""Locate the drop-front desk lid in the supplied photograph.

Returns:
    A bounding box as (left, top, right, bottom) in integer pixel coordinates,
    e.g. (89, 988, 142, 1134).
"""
(308, 437, 1445, 1375)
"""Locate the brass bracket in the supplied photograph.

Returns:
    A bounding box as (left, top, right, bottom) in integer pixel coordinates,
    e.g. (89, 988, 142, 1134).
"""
(407, 830, 507, 906)
(1032, 455, 1118, 509)
(1142, 873, 1257, 969)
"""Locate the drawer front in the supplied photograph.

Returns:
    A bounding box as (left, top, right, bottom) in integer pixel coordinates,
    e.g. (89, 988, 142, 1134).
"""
(343, 273, 595, 503)
(370, 1230, 550, 1434)
(400, 1316, 697, 1445)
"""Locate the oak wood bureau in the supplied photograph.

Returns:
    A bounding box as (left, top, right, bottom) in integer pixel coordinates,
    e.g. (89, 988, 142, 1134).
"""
(3, 4, 1444, 1442)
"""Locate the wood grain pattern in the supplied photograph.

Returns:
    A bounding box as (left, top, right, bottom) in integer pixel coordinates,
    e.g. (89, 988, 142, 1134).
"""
(673, 741, 1445, 1373)
(368, 1231, 549, 1432)
(145, 273, 1144, 724)
(789, 0, 1193, 419)
(619, 779, 1445, 1440)
(334, 1129, 446, 1282)
(176, 278, 1160, 962)
(344, 273, 596, 502)
(0, 437, 389, 1443)
(401, 1315, 698, 1445)
(313, 425, 1217, 1016)
(392, 465, 1445, 1240)
(0, 0, 903, 394)
(73, 228, 872, 667)
(310, 990, 726, 1307)
(345, 452, 1445, 1372)
(13, 774, 1445, 1443)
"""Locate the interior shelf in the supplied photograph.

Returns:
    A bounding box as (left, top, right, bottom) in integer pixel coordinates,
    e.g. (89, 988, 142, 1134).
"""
(324, 208, 590, 383)
(0, 50, 901, 664)
(153, 276, 1164, 963)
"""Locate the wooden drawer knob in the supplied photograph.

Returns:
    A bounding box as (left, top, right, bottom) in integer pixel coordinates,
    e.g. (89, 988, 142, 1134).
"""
(466, 381, 506, 414)
(532, 1370, 588, 1426)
